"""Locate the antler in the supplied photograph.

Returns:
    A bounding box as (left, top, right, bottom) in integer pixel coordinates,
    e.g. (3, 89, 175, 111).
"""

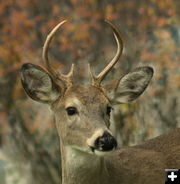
(42, 20, 122, 87)
(89, 20, 123, 86)
(42, 20, 74, 86)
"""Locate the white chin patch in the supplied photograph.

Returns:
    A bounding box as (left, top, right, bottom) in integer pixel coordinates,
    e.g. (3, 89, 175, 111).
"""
(71, 145, 92, 154)
(94, 150, 113, 156)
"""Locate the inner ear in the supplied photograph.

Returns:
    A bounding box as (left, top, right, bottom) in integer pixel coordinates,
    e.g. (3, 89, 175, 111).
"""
(20, 63, 60, 103)
(103, 66, 154, 104)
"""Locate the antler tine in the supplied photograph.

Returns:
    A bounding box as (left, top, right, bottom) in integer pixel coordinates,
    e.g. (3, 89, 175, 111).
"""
(91, 20, 123, 86)
(42, 20, 74, 86)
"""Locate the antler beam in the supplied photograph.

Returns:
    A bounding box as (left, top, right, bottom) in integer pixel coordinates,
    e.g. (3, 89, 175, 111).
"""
(42, 20, 74, 86)
(90, 20, 123, 86)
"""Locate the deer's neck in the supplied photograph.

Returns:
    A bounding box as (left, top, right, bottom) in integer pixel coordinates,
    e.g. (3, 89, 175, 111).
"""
(60, 145, 109, 184)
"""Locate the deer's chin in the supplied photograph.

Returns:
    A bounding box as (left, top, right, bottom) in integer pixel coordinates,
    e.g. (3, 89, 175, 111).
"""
(69, 146, 115, 156)
(70, 145, 95, 155)
(90, 146, 116, 156)
(94, 150, 114, 156)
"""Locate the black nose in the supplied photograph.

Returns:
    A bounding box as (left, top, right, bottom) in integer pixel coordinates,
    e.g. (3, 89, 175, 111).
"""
(94, 132, 117, 151)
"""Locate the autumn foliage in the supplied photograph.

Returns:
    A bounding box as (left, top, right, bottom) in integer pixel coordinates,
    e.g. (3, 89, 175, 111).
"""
(0, 0, 179, 183)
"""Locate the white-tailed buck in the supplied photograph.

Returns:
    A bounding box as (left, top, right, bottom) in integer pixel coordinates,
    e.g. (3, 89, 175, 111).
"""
(20, 20, 180, 184)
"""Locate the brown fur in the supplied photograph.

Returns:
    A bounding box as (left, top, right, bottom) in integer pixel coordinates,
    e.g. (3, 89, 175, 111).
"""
(20, 64, 180, 184)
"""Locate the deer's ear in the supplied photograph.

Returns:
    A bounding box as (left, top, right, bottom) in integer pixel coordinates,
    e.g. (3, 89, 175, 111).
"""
(20, 63, 60, 103)
(104, 67, 154, 104)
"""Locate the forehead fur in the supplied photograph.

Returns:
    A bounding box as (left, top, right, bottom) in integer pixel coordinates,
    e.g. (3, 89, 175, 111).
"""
(63, 84, 108, 105)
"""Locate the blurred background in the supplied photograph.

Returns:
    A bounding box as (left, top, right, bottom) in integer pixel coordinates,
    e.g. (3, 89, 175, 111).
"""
(0, 0, 179, 183)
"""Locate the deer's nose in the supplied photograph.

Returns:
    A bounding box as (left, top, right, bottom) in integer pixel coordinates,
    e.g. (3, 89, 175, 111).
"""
(94, 132, 117, 151)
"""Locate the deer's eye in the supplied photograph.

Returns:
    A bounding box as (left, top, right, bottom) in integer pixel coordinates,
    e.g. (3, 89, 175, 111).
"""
(66, 107, 77, 116)
(106, 106, 112, 116)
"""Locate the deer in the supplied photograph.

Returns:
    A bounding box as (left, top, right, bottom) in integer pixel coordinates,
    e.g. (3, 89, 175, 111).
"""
(20, 20, 180, 184)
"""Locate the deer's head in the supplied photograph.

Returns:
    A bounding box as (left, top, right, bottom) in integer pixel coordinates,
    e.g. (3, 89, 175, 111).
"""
(20, 20, 153, 155)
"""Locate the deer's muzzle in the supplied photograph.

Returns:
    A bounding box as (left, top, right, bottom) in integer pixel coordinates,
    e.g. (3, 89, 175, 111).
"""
(91, 131, 117, 152)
